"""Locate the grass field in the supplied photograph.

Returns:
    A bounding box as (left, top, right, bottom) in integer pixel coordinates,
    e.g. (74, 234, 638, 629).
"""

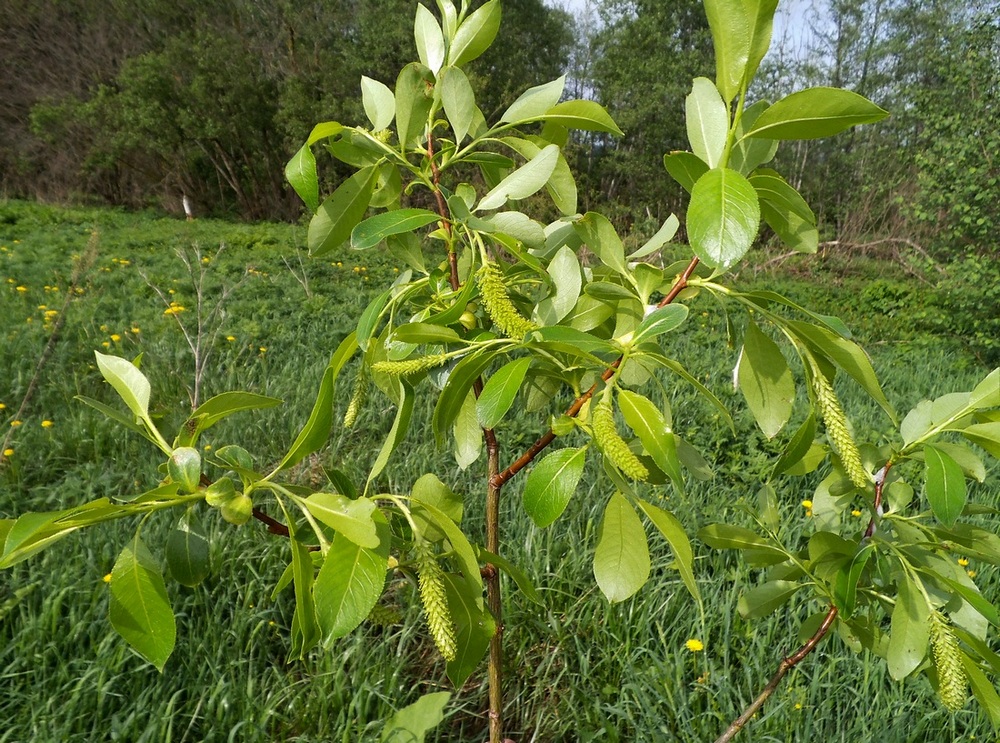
(0, 199, 996, 742)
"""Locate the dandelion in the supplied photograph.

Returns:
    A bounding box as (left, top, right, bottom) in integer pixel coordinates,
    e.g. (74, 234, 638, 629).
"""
(164, 304, 186, 315)
(3, 448, 13, 457)
(203, 444, 212, 451)
(37, 304, 47, 310)
(119, 259, 130, 266)
(851, 509, 862, 517)
(968, 570, 977, 578)
(5, 278, 13, 284)
(801, 500, 813, 509)
(794, 703, 804, 710)
(103, 573, 112, 584)
(336, 261, 343, 267)
(958, 558, 969, 567)
(0, 403, 6, 409)
(102, 342, 110, 348)
(41, 420, 53, 428)
(44, 310, 58, 319)
(685, 639, 704, 653)
(353, 266, 361, 273)
(130, 326, 140, 334)
(110, 334, 121, 342)
(226, 335, 236, 342)
(100, 324, 108, 332)
(10, 420, 22, 427)
(16, 285, 27, 292)
(259, 346, 267, 354)
(201, 256, 210, 264)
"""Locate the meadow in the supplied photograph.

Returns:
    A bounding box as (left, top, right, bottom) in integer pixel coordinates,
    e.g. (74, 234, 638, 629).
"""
(0, 199, 995, 742)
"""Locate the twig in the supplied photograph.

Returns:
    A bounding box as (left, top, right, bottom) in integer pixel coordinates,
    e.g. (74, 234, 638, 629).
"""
(819, 237, 947, 276)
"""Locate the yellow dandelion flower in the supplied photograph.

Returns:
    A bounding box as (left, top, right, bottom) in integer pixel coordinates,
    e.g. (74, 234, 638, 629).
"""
(16, 285, 27, 292)
(801, 500, 813, 509)
(3, 448, 13, 457)
(10, 420, 22, 427)
(44, 310, 58, 318)
(794, 703, 803, 710)
(686, 639, 704, 652)
(102, 341, 110, 348)
(119, 259, 130, 266)
(110, 334, 121, 342)
(100, 324, 108, 332)
(353, 266, 361, 273)
(851, 509, 862, 517)
(968, 570, 977, 578)
(0, 403, 6, 409)
(103, 573, 112, 584)
(168, 288, 176, 294)
(226, 335, 236, 342)
(37, 304, 47, 310)
(203, 444, 212, 451)
(130, 326, 140, 334)
(5, 278, 13, 284)
(259, 347, 267, 353)
(201, 257, 210, 264)
(14, 240, 21, 244)
(41, 420, 53, 428)
(336, 261, 343, 267)
(958, 558, 969, 567)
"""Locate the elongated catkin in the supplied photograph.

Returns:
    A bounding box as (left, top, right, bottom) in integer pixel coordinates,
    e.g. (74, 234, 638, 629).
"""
(813, 370, 869, 489)
(592, 395, 649, 481)
(476, 262, 536, 339)
(372, 354, 448, 377)
(414, 539, 457, 662)
(930, 611, 967, 711)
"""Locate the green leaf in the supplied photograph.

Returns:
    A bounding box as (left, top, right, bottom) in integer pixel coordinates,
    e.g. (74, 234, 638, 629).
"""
(308, 167, 378, 257)
(275, 334, 357, 473)
(730, 100, 779, 175)
(969, 368, 1000, 410)
(738, 579, 802, 620)
(887, 574, 930, 680)
(477, 547, 543, 605)
(575, 211, 628, 276)
(962, 654, 1000, 730)
(522, 447, 587, 528)
(594, 492, 650, 603)
(537, 100, 624, 136)
(438, 66, 475, 143)
(351, 209, 440, 251)
(95, 351, 151, 421)
(737, 320, 795, 438)
(698, 523, 786, 560)
(186, 392, 283, 438)
(381, 691, 452, 743)
(963, 422, 1000, 460)
(395, 62, 434, 147)
(367, 379, 415, 486)
(744, 0, 779, 86)
(452, 389, 481, 470)
(361, 76, 395, 131)
(772, 412, 817, 477)
(307, 121, 344, 146)
(358, 289, 392, 352)
(442, 572, 495, 687)
(285, 143, 319, 213)
(703, 0, 750, 102)
(630, 214, 680, 259)
(501, 75, 566, 123)
(636, 499, 701, 604)
(448, 0, 501, 66)
(165, 508, 210, 588)
(109, 534, 176, 671)
(391, 322, 462, 345)
(411, 500, 482, 591)
(633, 304, 689, 345)
(750, 171, 818, 254)
(302, 493, 379, 549)
(477, 357, 531, 429)
(75, 394, 154, 442)
(477, 144, 559, 211)
(535, 245, 582, 325)
(617, 390, 683, 492)
(924, 444, 967, 527)
(315, 513, 390, 641)
(411, 473, 463, 540)
(833, 543, 875, 618)
(0, 511, 80, 568)
(414, 4, 445, 73)
(745, 87, 889, 140)
(685, 77, 728, 168)
(663, 151, 708, 193)
(687, 168, 761, 271)
(432, 351, 497, 442)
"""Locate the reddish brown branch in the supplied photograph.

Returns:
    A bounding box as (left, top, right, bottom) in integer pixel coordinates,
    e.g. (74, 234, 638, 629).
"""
(714, 605, 839, 743)
(252, 506, 290, 537)
(426, 135, 460, 292)
(491, 256, 700, 489)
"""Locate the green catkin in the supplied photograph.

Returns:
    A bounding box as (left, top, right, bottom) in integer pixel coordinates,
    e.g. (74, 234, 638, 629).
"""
(476, 262, 537, 339)
(592, 395, 649, 481)
(414, 540, 458, 662)
(343, 367, 368, 428)
(366, 603, 402, 626)
(930, 611, 968, 711)
(813, 371, 870, 490)
(372, 354, 449, 377)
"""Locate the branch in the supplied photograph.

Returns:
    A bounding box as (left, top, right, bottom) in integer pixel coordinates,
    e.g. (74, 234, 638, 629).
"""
(491, 256, 700, 489)
(426, 134, 460, 292)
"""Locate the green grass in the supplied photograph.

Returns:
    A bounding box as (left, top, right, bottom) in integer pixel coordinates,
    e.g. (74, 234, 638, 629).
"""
(1, 199, 997, 742)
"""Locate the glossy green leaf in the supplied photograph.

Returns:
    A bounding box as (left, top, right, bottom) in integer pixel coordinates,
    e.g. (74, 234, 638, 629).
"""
(594, 492, 650, 603)
(452, 389, 481, 470)
(285, 143, 319, 213)
(663, 151, 708, 194)
(477, 357, 531, 429)
(357, 289, 392, 352)
(698, 524, 786, 560)
(95, 351, 151, 420)
(687, 168, 761, 271)
(361, 76, 395, 131)
(351, 209, 440, 250)
(685, 77, 728, 168)
(630, 214, 680, 259)
(75, 394, 151, 441)
(186, 392, 283, 438)
(737, 320, 795, 438)
(963, 422, 1000, 460)
(289, 533, 320, 657)
(501, 76, 566, 123)
(275, 333, 357, 473)
(969, 368, 1000, 410)
(745, 87, 889, 140)
(730, 100, 778, 175)
(477, 144, 559, 211)
(703, 0, 749, 102)
(315, 513, 390, 641)
(303, 493, 379, 549)
(522, 447, 587, 528)
(413, 500, 482, 591)
(0, 511, 80, 568)
(617, 389, 683, 492)
(751, 171, 818, 253)
(535, 245, 582, 325)
(395, 62, 434, 147)
(414, 4, 445, 73)
(772, 412, 817, 477)
(438, 65, 475, 143)
(833, 543, 875, 618)
(486, 210, 546, 249)
(391, 323, 461, 345)
(165, 508, 210, 588)
(537, 100, 624, 136)
(575, 211, 628, 276)
(477, 547, 543, 605)
(308, 167, 377, 257)
(738, 579, 802, 619)
(109, 534, 176, 671)
(381, 691, 452, 743)
(924, 444, 967, 527)
(887, 574, 930, 680)
(367, 379, 414, 486)
(432, 351, 496, 443)
(961, 654, 1000, 730)
(448, 0, 501, 66)
(745, 0, 779, 86)
(633, 304, 689, 345)
(442, 572, 495, 687)
(637, 499, 701, 604)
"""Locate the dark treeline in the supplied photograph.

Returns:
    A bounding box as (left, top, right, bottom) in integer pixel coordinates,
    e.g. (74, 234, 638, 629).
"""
(1, 0, 997, 255)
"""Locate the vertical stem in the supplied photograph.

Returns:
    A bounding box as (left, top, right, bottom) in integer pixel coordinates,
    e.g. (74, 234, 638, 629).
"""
(484, 426, 504, 743)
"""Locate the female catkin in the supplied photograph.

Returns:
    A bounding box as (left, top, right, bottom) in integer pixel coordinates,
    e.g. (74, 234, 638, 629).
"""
(414, 539, 457, 662)
(812, 371, 869, 490)
(343, 367, 368, 428)
(592, 395, 649, 481)
(476, 262, 536, 339)
(930, 611, 967, 711)
(372, 354, 449, 377)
